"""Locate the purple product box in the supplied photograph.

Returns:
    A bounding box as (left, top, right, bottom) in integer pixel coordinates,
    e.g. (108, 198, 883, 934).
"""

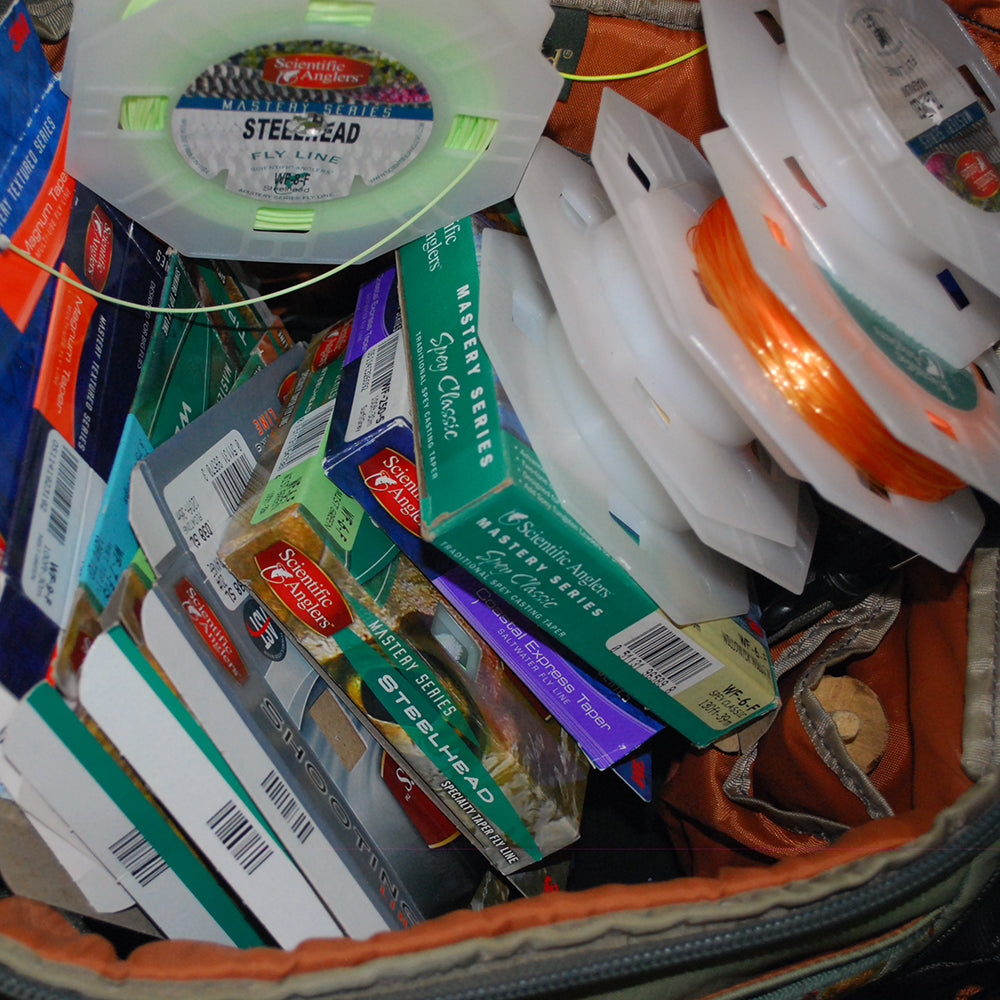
(324, 268, 661, 769)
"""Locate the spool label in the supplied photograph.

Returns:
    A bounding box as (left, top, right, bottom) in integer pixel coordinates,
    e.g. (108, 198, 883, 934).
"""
(846, 4, 1000, 211)
(825, 273, 979, 410)
(172, 41, 433, 203)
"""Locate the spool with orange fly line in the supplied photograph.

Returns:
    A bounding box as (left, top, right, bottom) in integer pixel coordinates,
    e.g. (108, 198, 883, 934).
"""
(588, 94, 982, 572)
(688, 195, 966, 504)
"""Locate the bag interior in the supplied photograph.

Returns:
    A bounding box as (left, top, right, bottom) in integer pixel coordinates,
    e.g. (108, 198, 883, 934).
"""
(2, 1, 1000, 987)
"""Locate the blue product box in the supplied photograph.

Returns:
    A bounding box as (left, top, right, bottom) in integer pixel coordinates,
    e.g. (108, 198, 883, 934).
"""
(0, 184, 171, 694)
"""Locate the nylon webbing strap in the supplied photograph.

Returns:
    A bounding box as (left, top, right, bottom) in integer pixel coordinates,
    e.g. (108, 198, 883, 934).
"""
(962, 547, 1000, 781)
(26, 0, 73, 40)
(551, 0, 703, 32)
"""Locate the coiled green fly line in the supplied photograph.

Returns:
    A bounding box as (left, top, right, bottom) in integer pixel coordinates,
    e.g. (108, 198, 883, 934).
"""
(0, 116, 497, 316)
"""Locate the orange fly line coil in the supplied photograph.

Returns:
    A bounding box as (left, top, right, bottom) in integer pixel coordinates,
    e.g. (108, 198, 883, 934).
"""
(688, 197, 966, 503)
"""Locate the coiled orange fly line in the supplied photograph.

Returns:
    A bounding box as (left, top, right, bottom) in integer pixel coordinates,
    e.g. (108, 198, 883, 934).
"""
(688, 197, 965, 502)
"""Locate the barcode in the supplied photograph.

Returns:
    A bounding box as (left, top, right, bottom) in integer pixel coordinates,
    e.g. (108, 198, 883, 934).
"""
(210, 451, 255, 516)
(207, 800, 273, 875)
(365, 332, 400, 406)
(109, 827, 168, 888)
(273, 400, 335, 476)
(620, 622, 717, 693)
(48, 446, 79, 546)
(261, 769, 314, 844)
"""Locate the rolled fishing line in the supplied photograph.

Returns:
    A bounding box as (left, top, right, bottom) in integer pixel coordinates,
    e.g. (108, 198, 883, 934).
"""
(590, 90, 984, 571)
(690, 195, 966, 504)
(478, 228, 750, 625)
(61, 0, 562, 263)
(701, 0, 1000, 369)
(703, 125, 1000, 505)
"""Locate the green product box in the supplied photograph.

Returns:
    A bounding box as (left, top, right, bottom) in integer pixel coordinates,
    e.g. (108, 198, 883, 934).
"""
(400, 216, 778, 748)
(220, 323, 589, 875)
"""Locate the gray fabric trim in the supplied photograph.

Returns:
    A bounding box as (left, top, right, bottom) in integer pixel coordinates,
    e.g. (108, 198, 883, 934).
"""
(551, 0, 703, 32)
(722, 585, 902, 839)
(26, 0, 72, 41)
(723, 744, 850, 840)
(963, 547, 1000, 780)
(790, 587, 900, 821)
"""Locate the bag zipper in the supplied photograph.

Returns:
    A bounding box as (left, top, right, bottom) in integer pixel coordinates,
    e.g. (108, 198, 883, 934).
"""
(428, 788, 1000, 1000)
(3, 785, 996, 1000)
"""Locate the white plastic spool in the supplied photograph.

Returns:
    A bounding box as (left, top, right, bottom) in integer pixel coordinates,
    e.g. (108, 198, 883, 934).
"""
(515, 136, 815, 593)
(701, 0, 1000, 369)
(61, 0, 562, 263)
(589, 92, 983, 572)
(702, 124, 1000, 505)
(782, 0, 1000, 317)
(478, 228, 750, 625)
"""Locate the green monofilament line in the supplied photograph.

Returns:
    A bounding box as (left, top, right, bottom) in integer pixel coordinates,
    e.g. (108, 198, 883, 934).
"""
(118, 95, 169, 131)
(122, 0, 163, 16)
(253, 207, 316, 232)
(123, 0, 373, 21)
(305, 0, 374, 24)
(3, 114, 493, 314)
(444, 115, 498, 152)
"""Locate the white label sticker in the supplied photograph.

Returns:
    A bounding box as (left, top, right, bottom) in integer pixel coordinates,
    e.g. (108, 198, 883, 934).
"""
(23, 431, 106, 628)
(847, 4, 973, 140)
(109, 826, 170, 888)
(271, 398, 337, 479)
(345, 328, 409, 442)
(172, 41, 434, 203)
(163, 431, 254, 610)
(846, 4, 1000, 207)
(260, 769, 315, 845)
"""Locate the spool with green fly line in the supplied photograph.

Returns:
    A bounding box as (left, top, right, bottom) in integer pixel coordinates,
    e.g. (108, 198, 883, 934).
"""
(61, 0, 561, 263)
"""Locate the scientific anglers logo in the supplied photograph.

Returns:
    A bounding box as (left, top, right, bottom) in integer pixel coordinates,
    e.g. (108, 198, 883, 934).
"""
(499, 510, 530, 527)
(242, 596, 287, 661)
(380, 753, 459, 849)
(255, 542, 352, 637)
(263, 54, 372, 90)
(359, 449, 421, 537)
(175, 578, 247, 684)
(274, 171, 310, 194)
(83, 204, 113, 292)
(312, 317, 353, 371)
(957, 150, 1000, 199)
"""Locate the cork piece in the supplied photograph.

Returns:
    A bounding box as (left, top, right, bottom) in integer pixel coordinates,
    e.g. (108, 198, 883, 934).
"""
(814, 675, 889, 774)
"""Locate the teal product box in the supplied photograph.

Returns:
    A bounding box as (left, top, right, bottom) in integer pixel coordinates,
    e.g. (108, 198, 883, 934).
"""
(324, 265, 662, 770)
(401, 216, 778, 747)
(3, 681, 266, 947)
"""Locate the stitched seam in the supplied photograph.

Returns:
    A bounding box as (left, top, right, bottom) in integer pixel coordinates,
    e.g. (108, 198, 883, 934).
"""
(958, 12, 1000, 40)
(992, 550, 999, 758)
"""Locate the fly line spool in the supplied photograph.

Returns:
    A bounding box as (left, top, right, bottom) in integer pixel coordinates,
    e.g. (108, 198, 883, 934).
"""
(62, 0, 562, 262)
